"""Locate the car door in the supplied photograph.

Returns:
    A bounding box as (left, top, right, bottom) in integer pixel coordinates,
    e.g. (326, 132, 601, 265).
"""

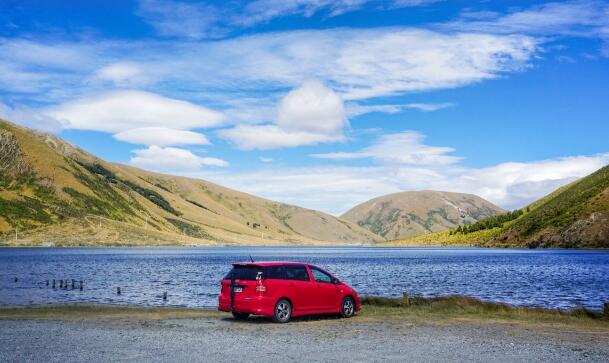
(283, 264, 317, 312)
(308, 266, 340, 311)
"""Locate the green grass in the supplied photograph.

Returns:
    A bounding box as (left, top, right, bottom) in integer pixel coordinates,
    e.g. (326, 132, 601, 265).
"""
(509, 164, 609, 239)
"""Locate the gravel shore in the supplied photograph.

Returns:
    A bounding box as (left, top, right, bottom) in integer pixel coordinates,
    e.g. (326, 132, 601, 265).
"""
(1, 312, 608, 362)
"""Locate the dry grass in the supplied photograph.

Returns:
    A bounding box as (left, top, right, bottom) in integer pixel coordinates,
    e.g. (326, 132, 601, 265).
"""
(2, 297, 608, 333)
(0, 305, 221, 321)
(360, 295, 609, 330)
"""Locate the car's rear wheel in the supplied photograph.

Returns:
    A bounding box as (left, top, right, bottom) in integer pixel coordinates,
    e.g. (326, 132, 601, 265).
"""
(273, 299, 291, 323)
(232, 312, 250, 320)
(341, 297, 355, 318)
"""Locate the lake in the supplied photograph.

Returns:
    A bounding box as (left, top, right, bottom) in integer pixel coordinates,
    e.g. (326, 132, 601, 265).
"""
(1, 247, 608, 310)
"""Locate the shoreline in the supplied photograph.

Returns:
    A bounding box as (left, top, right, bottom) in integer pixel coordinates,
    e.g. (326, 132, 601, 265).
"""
(2, 296, 607, 329)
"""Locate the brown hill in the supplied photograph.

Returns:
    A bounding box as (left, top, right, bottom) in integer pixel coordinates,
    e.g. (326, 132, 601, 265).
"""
(0, 119, 380, 246)
(341, 190, 504, 240)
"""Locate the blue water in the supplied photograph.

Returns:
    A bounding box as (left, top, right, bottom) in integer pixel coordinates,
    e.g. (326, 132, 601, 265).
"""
(0, 247, 608, 310)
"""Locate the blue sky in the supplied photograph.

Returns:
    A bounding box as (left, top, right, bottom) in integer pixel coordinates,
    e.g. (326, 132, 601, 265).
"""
(1, 0, 609, 215)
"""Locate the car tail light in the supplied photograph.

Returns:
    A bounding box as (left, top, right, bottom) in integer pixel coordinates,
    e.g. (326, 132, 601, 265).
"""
(255, 283, 266, 296)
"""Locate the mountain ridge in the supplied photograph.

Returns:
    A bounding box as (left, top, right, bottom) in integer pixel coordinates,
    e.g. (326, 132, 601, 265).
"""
(0, 118, 380, 246)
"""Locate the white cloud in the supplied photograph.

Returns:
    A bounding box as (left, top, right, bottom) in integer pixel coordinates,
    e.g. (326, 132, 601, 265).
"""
(47, 90, 224, 133)
(218, 124, 344, 150)
(312, 131, 461, 166)
(259, 157, 273, 163)
(197, 153, 609, 215)
(219, 81, 348, 149)
(136, 0, 223, 39)
(0, 26, 540, 107)
(277, 80, 347, 135)
(346, 102, 454, 117)
(135, 0, 444, 38)
(130, 145, 228, 172)
(113, 127, 210, 146)
(95, 62, 145, 85)
(444, 1, 609, 37)
(0, 103, 64, 133)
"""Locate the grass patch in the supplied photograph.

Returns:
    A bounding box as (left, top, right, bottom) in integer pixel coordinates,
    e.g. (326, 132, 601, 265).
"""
(0, 304, 220, 321)
(165, 218, 213, 239)
(360, 295, 609, 328)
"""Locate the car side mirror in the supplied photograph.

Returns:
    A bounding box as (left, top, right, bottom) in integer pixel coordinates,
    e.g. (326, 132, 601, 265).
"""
(332, 278, 340, 284)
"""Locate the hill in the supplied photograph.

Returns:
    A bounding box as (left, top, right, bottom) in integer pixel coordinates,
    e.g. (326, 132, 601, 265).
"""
(388, 164, 609, 248)
(0, 119, 380, 246)
(341, 191, 504, 240)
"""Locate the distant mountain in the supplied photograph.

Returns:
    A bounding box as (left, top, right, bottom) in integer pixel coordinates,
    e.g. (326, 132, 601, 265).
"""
(341, 191, 504, 240)
(389, 164, 609, 248)
(0, 119, 380, 246)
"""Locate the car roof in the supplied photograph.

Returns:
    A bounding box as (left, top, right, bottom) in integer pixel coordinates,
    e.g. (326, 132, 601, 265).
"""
(232, 261, 310, 267)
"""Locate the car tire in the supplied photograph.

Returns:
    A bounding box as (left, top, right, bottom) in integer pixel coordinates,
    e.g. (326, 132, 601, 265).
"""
(232, 312, 250, 320)
(341, 297, 355, 318)
(273, 299, 292, 323)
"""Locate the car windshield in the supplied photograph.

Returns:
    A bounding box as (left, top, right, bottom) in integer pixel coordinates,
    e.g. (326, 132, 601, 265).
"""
(224, 265, 264, 281)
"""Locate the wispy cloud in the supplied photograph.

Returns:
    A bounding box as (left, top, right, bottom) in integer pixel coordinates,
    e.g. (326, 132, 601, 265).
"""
(347, 102, 454, 117)
(443, 0, 609, 38)
(136, 0, 445, 39)
(113, 127, 210, 147)
(130, 145, 228, 172)
(311, 131, 461, 166)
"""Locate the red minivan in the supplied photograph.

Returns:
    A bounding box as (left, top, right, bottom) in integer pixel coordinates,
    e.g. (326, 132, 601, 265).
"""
(218, 262, 360, 323)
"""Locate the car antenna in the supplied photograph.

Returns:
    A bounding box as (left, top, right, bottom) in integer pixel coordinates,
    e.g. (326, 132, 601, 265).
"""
(249, 254, 254, 263)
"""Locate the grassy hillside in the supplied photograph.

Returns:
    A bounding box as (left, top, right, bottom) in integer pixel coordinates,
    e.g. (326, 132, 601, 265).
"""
(387, 164, 609, 248)
(341, 190, 504, 240)
(0, 119, 380, 246)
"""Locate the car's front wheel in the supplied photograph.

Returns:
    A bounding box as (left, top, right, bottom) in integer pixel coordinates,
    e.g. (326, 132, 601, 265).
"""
(341, 297, 355, 318)
(273, 299, 292, 323)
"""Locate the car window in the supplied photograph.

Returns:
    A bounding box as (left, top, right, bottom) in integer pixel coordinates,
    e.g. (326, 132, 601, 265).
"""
(266, 265, 286, 279)
(223, 265, 264, 281)
(310, 267, 333, 283)
(284, 265, 309, 281)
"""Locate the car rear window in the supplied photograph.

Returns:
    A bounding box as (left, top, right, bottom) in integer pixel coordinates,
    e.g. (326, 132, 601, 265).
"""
(224, 265, 264, 281)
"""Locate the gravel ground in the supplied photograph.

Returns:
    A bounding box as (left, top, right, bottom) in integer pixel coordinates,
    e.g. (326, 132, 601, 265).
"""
(1, 314, 608, 362)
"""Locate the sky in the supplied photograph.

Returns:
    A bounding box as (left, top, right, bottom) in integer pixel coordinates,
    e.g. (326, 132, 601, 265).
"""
(1, 0, 608, 215)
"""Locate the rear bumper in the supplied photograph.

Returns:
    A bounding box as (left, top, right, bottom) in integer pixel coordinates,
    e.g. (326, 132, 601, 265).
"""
(218, 295, 275, 316)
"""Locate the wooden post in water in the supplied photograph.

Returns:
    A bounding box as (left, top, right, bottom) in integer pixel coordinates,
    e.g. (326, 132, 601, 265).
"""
(163, 292, 167, 300)
(59, 280, 63, 288)
(46, 280, 49, 286)
(14, 277, 17, 283)
(71, 279, 75, 289)
(80, 280, 84, 291)
(52, 279, 56, 288)
(403, 292, 410, 306)
(117, 287, 121, 295)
